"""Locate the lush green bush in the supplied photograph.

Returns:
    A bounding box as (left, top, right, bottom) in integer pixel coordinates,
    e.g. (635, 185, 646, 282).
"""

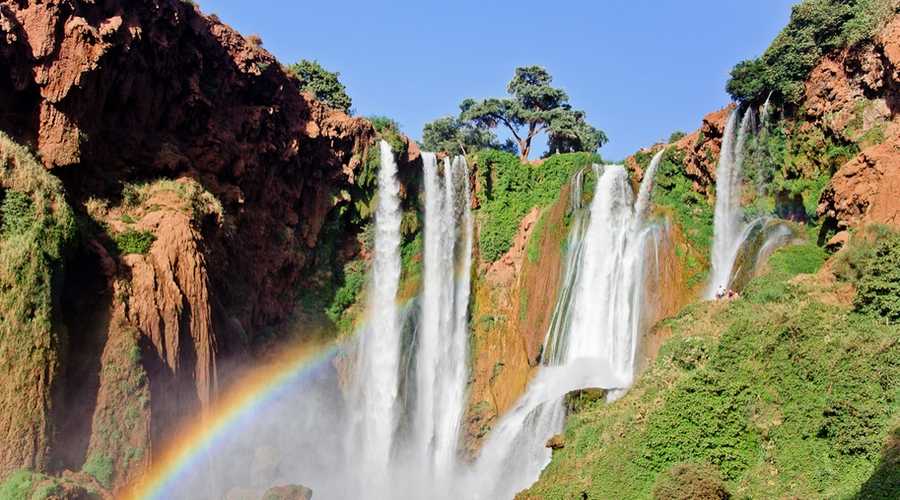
(727, 0, 897, 104)
(0, 470, 34, 500)
(83, 453, 113, 488)
(833, 228, 900, 323)
(1, 190, 35, 237)
(476, 150, 599, 262)
(113, 229, 156, 255)
(286, 59, 352, 113)
(325, 260, 367, 327)
(652, 463, 732, 500)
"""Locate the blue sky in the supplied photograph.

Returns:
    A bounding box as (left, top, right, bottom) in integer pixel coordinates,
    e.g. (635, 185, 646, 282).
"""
(198, 0, 796, 160)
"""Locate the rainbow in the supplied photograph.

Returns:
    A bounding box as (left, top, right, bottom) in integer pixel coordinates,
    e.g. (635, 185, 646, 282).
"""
(126, 339, 343, 500)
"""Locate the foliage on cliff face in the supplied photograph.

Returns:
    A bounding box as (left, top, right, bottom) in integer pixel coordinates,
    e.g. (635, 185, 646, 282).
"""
(0, 132, 76, 476)
(833, 226, 900, 323)
(521, 243, 899, 499)
(475, 150, 600, 262)
(286, 59, 352, 113)
(727, 0, 898, 104)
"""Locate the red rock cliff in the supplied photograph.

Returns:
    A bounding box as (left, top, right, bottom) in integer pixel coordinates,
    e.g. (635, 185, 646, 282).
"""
(0, 0, 377, 488)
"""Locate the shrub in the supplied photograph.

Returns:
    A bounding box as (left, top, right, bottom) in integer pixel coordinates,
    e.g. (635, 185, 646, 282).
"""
(850, 231, 900, 323)
(661, 337, 711, 371)
(652, 463, 731, 500)
(113, 229, 156, 255)
(0, 190, 35, 237)
(0, 470, 34, 500)
(286, 59, 352, 113)
(325, 260, 367, 326)
(83, 453, 113, 488)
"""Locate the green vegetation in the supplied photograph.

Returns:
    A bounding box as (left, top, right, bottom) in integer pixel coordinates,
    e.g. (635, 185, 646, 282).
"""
(113, 229, 156, 255)
(286, 59, 352, 113)
(743, 116, 858, 221)
(526, 209, 549, 263)
(476, 150, 599, 262)
(0, 471, 33, 500)
(83, 453, 113, 488)
(727, 0, 897, 104)
(437, 66, 606, 160)
(0, 469, 97, 500)
(121, 178, 224, 224)
(0, 133, 76, 466)
(422, 115, 514, 156)
(651, 463, 731, 500)
(833, 226, 900, 323)
(523, 243, 899, 499)
(325, 260, 367, 329)
(650, 147, 714, 257)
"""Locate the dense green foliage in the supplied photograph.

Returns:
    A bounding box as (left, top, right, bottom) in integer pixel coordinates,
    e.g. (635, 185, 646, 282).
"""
(422, 115, 514, 156)
(456, 66, 606, 160)
(524, 243, 899, 499)
(113, 229, 156, 255)
(727, 0, 897, 104)
(286, 59, 352, 113)
(833, 226, 900, 323)
(476, 150, 599, 262)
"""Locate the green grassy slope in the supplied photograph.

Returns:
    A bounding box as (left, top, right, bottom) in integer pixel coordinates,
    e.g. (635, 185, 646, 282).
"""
(521, 242, 899, 499)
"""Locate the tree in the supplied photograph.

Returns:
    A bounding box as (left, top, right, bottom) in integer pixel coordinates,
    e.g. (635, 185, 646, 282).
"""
(422, 115, 515, 156)
(545, 110, 608, 156)
(460, 66, 606, 161)
(287, 59, 352, 113)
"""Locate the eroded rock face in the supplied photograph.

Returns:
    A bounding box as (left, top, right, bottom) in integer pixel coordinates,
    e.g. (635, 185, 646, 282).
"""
(0, 0, 376, 489)
(815, 17, 900, 230)
(626, 106, 732, 196)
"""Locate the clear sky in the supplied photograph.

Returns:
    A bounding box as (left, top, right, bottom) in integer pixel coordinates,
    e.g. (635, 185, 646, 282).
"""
(197, 0, 796, 160)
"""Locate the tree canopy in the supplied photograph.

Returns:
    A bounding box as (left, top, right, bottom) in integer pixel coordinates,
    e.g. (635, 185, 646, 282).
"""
(424, 66, 605, 160)
(422, 115, 515, 156)
(287, 59, 352, 113)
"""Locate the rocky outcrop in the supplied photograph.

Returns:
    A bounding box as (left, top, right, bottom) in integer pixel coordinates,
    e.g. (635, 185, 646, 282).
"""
(261, 484, 314, 500)
(627, 106, 731, 195)
(814, 17, 900, 231)
(818, 126, 900, 230)
(0, 0, 382, 489)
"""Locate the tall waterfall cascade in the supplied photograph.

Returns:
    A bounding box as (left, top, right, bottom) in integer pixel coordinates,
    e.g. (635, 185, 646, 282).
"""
(707, 108, 755, 298)
(465, 162, 664, 499)
(415, 153, 473, 483)
(351, 140, 405, 486)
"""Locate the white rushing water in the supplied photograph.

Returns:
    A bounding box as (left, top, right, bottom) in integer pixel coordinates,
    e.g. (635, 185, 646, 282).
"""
(465, 164, 662, 499)
(707, 108, 755, 298)
(352, 140, 404, 488)
(415, 153, 473, 484)
(165, 151, 664, 500)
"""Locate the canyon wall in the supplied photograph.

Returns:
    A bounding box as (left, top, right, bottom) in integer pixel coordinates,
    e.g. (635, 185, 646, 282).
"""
(0, 0, 421, 492)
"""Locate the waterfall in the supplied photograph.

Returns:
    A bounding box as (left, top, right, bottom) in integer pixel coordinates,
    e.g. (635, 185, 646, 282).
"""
(466, 164, 662, 499)
(415, 153, 473, 482)
(634, 150, 665, 221)
(707, 108, 755, 298)
(352, 140, 404, 486)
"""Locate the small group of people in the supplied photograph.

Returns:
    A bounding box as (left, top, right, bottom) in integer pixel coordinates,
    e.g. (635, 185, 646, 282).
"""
(715, 285, 740, 301)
